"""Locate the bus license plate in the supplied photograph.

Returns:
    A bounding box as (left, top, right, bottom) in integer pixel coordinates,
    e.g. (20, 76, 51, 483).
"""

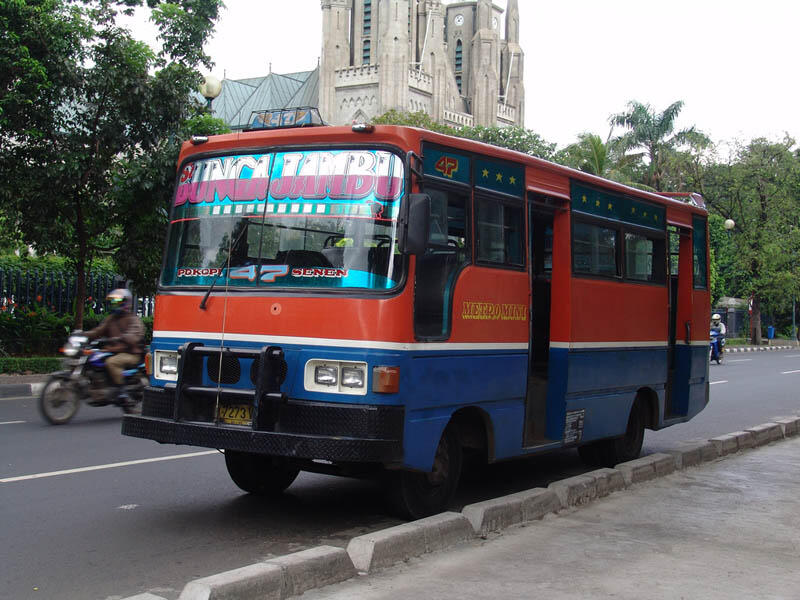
(218, 404, 252, 426)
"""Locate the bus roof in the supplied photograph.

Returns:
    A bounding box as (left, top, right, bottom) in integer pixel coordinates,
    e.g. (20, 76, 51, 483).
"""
(179, 124, 707, 220)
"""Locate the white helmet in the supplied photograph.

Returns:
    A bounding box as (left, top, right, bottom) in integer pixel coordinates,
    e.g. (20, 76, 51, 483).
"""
(711, 313, 721, 323)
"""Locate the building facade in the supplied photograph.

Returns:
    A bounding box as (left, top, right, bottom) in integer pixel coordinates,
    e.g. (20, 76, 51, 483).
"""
(320, 0, 524, 128)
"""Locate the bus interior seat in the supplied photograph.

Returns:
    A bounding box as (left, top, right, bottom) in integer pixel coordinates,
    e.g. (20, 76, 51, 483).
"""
(275, 250, 332, 268)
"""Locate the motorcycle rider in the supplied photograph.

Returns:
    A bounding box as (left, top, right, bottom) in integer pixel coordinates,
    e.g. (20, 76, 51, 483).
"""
(85, 289, 144, 404)
(711, 313, 727, 356)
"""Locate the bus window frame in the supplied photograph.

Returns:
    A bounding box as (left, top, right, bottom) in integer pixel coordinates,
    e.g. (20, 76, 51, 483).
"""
(571, 213, 667, 286)
(413, 177, 473, 342)
(473, 190, 527, 272)
(159, 142, 413, 299)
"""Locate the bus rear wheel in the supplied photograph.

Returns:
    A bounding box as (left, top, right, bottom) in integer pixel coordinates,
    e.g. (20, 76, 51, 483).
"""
(387, 424, 462, 520)
(578, 400, 646, 468)
(224, 451, 299, 496)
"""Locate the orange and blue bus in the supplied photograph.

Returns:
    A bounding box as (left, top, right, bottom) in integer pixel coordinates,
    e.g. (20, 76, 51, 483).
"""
(122, 109, 711, 518)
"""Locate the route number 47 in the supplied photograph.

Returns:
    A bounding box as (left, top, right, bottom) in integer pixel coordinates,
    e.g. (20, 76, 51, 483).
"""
(435, 155, 459, 178)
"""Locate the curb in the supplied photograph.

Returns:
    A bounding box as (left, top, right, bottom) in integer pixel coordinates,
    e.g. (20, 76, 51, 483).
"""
(0, 382, 45, 399)
(726, 345, 794, 352)
(121, 413, 800, 600)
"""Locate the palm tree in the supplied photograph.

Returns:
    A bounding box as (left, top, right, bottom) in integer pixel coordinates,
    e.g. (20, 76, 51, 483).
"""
(610, 100, 706, 192)
(558, 131, 640, 186)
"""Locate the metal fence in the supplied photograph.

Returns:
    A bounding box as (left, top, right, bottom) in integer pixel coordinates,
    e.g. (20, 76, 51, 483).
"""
(0, 267, 154, 317)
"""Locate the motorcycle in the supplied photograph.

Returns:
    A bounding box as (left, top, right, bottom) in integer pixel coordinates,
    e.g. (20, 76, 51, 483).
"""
(38, 333, 147, 425)
(709, 330, 724, 365)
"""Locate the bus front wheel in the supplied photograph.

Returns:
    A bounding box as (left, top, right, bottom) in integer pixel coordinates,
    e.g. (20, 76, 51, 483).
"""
(224, 451, 299, 496)
(578, 400, 646, 468)
(387, 424, 462, 520)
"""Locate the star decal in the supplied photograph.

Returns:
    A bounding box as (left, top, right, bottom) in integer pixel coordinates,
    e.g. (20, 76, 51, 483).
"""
(482, 168, 489, 178)
(496, 172, 503, 182)
(509, 176, 516, 185)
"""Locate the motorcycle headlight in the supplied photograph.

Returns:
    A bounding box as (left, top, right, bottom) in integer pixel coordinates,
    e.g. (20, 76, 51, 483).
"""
(62, 344, 79, 357)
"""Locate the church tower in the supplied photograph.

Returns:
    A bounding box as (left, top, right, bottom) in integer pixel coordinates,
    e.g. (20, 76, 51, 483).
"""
(500, 0, 524, 126)
(320, 0, 352, 122)
(318, 0, 524, 128)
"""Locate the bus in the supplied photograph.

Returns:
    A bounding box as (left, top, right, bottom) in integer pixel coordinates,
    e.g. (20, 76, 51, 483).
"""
(122, 108, 711, 518)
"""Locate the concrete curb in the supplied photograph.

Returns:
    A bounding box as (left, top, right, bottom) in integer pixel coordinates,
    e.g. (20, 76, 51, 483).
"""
(347, 512, 473, 573)
(727, 345, 794, 352)
(121, 415, 800, 600)
(0, 382, 44, 399)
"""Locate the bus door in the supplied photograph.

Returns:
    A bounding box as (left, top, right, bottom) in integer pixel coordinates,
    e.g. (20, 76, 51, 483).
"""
(665, 224, 692, 417)
(524, 203, 555, 446)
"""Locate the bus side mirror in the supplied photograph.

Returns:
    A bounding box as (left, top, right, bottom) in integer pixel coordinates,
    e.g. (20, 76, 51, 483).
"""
(403, 193, 430, 256)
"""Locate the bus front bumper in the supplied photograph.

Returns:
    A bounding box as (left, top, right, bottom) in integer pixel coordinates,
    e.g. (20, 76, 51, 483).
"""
(121, 415, 403, 463)
(120, 386, 404, 464)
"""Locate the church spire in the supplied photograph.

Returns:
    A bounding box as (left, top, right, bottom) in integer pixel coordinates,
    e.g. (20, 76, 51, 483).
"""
(505, 0, 519, 44)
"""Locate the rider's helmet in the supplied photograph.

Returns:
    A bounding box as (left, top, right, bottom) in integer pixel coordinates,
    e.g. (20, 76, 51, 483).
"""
(106, 288, 133, 315)
(711, 313, 721, 324)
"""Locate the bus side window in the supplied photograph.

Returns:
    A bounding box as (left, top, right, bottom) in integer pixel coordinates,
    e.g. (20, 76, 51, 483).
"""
(414, 187, 470, 339)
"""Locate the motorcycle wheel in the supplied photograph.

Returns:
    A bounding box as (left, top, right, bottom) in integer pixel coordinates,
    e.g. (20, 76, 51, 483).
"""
(121, 374, 147, 415)
(39, 377, 80, 425)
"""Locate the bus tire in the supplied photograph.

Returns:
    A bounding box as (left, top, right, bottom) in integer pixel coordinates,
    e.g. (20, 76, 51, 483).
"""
(387, 424, 462, 520)
(577, 400, 646, 468)
(224, 451, 299, 496)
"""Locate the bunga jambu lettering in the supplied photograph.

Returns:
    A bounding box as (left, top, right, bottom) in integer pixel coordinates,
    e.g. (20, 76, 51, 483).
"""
(174, 151, 403, 209)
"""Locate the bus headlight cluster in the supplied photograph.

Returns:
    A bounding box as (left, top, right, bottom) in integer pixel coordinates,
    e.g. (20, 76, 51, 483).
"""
(305, 360, 367, 395)
(154, 350, 179, 381)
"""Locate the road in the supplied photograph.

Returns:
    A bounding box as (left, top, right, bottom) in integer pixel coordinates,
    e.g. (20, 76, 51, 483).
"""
(1, 351, 798, 600)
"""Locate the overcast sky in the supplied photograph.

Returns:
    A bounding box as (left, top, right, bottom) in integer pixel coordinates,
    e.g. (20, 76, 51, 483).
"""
(126, 0, 799, 149)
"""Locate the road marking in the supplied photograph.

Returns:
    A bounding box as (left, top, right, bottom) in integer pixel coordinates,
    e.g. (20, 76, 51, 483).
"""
(0, 420, 25, 425)
(0, 450, 218, 483)
(728, 359, 752, 362)
(781, 370, 800, 375)
(710, 380, 728, 385)
(785, 355, 800, 358)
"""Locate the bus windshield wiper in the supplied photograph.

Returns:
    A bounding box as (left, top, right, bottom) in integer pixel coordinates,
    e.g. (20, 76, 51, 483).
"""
(199, 225, 250, 310)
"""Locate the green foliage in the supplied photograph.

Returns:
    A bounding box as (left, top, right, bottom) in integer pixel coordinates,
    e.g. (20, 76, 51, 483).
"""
(0, 356, 62, 374)
(704, 137, 800, 343)
(0, 0, 223, 327)
(372, 109, 454, 134)
(610, 100, 710, 192)
(0, 252, 116, 275)
(371, 110, 556, 159)
(112, 112, 231, 294)
(0, 305, 153, 356)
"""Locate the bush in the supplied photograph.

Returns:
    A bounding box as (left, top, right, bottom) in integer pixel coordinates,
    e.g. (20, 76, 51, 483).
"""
(0, 357, 62, 374)
(0, 309, 153, 356)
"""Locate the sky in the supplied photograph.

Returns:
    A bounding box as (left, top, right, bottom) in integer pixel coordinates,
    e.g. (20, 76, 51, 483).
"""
(124, 0, 800, 149)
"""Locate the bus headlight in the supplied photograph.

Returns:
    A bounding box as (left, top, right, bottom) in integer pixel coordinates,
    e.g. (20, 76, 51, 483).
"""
(341, 366, 365, 388)
(305, 360, 368, 395)
(314, 365, 338, 386)
(155, 350, 179, 381)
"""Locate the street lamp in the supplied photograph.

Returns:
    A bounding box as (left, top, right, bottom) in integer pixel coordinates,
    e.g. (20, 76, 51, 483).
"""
(724, 218, 735, 232)
(199, 75, 222, 112)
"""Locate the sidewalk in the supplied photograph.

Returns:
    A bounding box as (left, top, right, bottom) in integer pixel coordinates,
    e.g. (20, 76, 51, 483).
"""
(303, 436, 800, 600)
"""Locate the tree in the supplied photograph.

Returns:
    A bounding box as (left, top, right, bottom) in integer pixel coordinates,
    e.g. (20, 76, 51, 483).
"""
(610, 100, 709, 192)
(704, 137, 800, 343)
(555, 131, 639, 184)
(371, 110, 556, 160)
(0, 0, 222, 327)
(113, 112, 230, 295)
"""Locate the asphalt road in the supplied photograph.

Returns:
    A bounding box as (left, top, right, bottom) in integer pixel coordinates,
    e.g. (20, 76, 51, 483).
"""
(1, 350, 798, 600)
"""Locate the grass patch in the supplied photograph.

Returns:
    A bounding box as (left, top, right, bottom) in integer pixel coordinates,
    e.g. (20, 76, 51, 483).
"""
(0, 357, 62, 374)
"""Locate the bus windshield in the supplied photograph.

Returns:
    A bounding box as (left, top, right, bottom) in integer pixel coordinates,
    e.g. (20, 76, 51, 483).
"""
(161, 149, 406, 291)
